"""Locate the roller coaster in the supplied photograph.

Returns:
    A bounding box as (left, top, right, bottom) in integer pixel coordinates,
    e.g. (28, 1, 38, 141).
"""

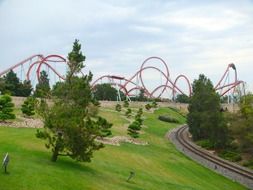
(0, 54, 245, 101)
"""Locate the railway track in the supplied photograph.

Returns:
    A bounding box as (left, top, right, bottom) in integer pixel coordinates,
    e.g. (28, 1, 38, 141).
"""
(170, 125, 253, 189)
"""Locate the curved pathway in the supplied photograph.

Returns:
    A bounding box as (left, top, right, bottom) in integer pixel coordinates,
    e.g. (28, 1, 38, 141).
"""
(167, 125, 253, 189)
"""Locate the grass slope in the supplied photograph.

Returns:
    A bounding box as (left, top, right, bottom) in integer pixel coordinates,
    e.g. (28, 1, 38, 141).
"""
(0, 107, 246, 190)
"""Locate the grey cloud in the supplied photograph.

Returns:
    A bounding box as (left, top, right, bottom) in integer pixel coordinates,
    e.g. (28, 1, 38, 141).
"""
(0, 0, 252, 92)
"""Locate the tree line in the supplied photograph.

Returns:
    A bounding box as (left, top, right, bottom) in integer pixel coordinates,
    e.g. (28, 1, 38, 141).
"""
(0, 69, 51, 98)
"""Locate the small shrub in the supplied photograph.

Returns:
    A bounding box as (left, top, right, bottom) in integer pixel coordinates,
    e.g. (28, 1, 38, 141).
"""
(196, 139, 215, 149)
(0, 94, 15, 121)
(137, 108, 143, 115)
(123, 100, 129, 108)
(243, 159, 253, 169)
(125, 108, 132, 118)
(21, 97, 37, 117)
(97, 116, 113, 137)
(128, 121, 141, 138)
(145, 103, 151, 110)
(115, 104, 121, 112)
(158, 115, 179, 123)
(151, 100, 157, 108)
(135, 114, 143, 126)
(135, 117, 143, 126)
(218, 150, 242, 162)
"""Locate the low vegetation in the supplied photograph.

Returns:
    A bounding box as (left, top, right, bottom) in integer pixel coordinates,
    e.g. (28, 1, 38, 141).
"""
(223, 94, 253, 167)
(0, 94, 15, 121)
(21, 97, 36, 117)
(115, 103, 121, 112)
(123, 100, 129, 108)
(125, 108, 131, 118)
(158, 115, 179, 123)
(127, 108, 144, 138)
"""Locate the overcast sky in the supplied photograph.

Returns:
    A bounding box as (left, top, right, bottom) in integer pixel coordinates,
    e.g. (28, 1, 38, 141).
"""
(0, 0, 253, 95)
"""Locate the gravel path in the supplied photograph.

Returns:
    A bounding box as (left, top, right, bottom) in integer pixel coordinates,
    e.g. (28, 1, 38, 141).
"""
(0, 116, 43, 128)
(96, 136, 148, 146)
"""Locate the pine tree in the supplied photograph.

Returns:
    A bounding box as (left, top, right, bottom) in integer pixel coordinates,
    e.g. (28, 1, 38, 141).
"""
(115, 103, 121, 112)
(137, 108, 143, 115)
(97, 116, 112, 137)
(18, 80, 33, 97)
(145, 103, 151, 110)
(21, 97, 36, 116)
(0, 71, 32, 97)
(128, 121, 141, 138)
(151, 100, 157, 108)
(36, 39, 112, 162)
(135, 108, 143, 125)
(125, 108, 132, 118)
(137, 89, 146, 101)
(0, 95, 15, 121)
(3, 70, 20, 95)
(123, 100, 129, 108)
(187, 74, 228, 148)
(34, 71, 50, 97)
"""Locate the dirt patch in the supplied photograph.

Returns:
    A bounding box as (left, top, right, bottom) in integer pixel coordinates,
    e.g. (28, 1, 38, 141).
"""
(96, 136, 148, 146)
(0, 116, 43, 128)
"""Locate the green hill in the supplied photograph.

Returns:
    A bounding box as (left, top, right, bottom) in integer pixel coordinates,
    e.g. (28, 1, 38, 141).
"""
(0, 107, 246, 190)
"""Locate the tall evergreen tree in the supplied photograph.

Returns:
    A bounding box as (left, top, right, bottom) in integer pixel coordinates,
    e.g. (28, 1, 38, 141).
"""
(3, 70, 20, 95)
(18, 80, 33, 97)
(137, 89, 147, 101)
(187, 74, 228, 148)
(36, 39, 112, 162)
(34, 70, 50, 97)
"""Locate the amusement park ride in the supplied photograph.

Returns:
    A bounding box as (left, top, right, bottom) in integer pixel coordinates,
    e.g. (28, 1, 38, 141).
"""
(0, 54, 245, 103)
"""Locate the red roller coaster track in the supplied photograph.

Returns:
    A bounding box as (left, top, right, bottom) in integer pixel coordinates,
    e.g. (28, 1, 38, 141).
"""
(214, 63, 244, 97)
(92, 56, 192, 99)
(92, 57, 245, 99)
(0, 55, 244, 99)
(0, 54, 67, 82)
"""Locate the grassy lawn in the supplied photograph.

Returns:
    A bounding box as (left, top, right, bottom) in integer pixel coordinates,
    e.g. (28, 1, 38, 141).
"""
(0, 107, 247, 190)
